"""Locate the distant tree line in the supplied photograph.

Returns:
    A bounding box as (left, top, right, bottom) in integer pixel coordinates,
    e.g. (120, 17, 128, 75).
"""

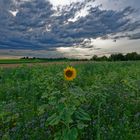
(20, 57, 88, 61)
(91, 52, 140, 61)
(21, 52, 140, 62)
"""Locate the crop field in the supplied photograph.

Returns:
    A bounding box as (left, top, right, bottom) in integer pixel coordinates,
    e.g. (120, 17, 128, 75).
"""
(0, 59, 44, 64)
(0, 58, 83, 65)
(0, 61, 140, 140)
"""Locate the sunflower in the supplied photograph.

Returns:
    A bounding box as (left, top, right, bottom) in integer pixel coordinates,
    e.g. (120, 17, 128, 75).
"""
(64, 66, 77, 81)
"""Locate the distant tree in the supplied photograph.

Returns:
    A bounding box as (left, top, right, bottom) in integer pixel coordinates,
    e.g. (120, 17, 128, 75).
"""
(109, 53, 125, 61)
(138, 54, 140, 60)
(20, 57, 26, 59)
(125, 52, 139, 60)
(91, 55, 98, 61)
(91, 52, 140, 61)
(99, 56, 108, 61)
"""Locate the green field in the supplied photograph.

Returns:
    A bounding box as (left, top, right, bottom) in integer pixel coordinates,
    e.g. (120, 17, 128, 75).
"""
(0, 58, 81, 64)
(0, 59, 48, 64)
(0, 61, 140, 140)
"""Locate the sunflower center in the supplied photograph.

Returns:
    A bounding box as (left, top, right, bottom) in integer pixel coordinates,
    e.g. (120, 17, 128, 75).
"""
(65, 70, 73, 77)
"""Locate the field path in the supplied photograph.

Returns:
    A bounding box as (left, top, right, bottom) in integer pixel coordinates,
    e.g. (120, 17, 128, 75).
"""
(0, 61, 92, 68)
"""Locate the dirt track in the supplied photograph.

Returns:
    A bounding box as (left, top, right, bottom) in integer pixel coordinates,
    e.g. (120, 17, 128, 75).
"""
(0, 61, 92, 68)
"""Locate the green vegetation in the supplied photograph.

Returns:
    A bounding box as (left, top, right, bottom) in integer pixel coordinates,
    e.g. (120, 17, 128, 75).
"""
(92, 52, 140, 61)
(0, 58, 87, 64)
(0, 61, 140, 140)
(0, 59, 43, 64)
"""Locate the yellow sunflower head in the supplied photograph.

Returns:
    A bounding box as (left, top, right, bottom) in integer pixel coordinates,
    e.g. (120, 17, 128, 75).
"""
(64, 66, 77, 81)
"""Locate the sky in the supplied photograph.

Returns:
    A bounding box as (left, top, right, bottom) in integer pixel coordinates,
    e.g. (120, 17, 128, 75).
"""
(0, 0, 140, 58)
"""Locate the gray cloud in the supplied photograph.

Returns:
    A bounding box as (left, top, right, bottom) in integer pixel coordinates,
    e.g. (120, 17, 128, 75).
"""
(129, 32, 140, 40)
(0, 0, 140, 50)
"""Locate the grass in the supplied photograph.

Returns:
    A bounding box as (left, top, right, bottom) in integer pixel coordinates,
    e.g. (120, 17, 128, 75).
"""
(0, 61, 140, 140)
(0, 59, 46, 64)
(0, 58, 83, 64)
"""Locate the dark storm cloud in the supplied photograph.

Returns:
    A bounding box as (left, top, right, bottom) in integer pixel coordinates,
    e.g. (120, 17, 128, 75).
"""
(0, 0, 140, 50)
(64, 6, 135, 38)
(15, 0, 53, 28)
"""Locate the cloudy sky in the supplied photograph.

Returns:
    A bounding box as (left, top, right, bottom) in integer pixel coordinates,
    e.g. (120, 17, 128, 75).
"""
(0, 0, 140, 58)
